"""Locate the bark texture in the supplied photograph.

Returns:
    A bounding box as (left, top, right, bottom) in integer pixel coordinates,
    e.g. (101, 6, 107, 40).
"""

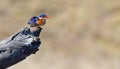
(0, 27, 41, 69)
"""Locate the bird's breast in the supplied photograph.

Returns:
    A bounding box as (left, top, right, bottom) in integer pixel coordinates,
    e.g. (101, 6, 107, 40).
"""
(36, 18, 46, 26)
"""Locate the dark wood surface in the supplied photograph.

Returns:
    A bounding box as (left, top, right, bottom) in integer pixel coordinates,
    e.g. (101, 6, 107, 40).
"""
(0, 27, 41, 69)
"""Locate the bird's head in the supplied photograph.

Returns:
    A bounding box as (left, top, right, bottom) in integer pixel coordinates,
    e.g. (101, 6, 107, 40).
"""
(39, 13, 50, 19)
(36, 13, 50, 26)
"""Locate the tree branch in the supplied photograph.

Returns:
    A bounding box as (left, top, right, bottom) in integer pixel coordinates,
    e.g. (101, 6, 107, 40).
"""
(0, 27, 41, 69)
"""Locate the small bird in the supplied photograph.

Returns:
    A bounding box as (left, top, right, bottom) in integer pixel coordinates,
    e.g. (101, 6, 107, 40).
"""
(28, 13, 50, 36)
(28, 13, 50, 27)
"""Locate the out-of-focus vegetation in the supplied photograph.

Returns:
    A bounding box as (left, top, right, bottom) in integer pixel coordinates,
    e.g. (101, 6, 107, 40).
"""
(0, 0, 120, 69)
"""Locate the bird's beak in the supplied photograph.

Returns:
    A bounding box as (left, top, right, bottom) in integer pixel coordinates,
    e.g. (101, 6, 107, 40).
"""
(46, 16, 51, 18)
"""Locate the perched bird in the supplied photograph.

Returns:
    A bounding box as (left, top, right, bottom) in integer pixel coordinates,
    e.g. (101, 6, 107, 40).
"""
(28, 13, 50, 27)
(28, 13, 50, 36)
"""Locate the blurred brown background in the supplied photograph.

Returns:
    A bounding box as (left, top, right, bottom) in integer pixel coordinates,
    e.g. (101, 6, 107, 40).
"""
(0, 0, 120, 69)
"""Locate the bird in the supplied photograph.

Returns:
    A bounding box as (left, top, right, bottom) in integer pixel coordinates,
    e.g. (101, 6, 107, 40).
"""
(28, 13, 50, 37)
(28, 13, 50, 27)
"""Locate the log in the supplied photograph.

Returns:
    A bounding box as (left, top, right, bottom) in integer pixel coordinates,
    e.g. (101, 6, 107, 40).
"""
(0, 27, 42, 69)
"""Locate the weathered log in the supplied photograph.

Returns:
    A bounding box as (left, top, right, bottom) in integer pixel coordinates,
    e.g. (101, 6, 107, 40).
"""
(0, 27, 42, 69)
